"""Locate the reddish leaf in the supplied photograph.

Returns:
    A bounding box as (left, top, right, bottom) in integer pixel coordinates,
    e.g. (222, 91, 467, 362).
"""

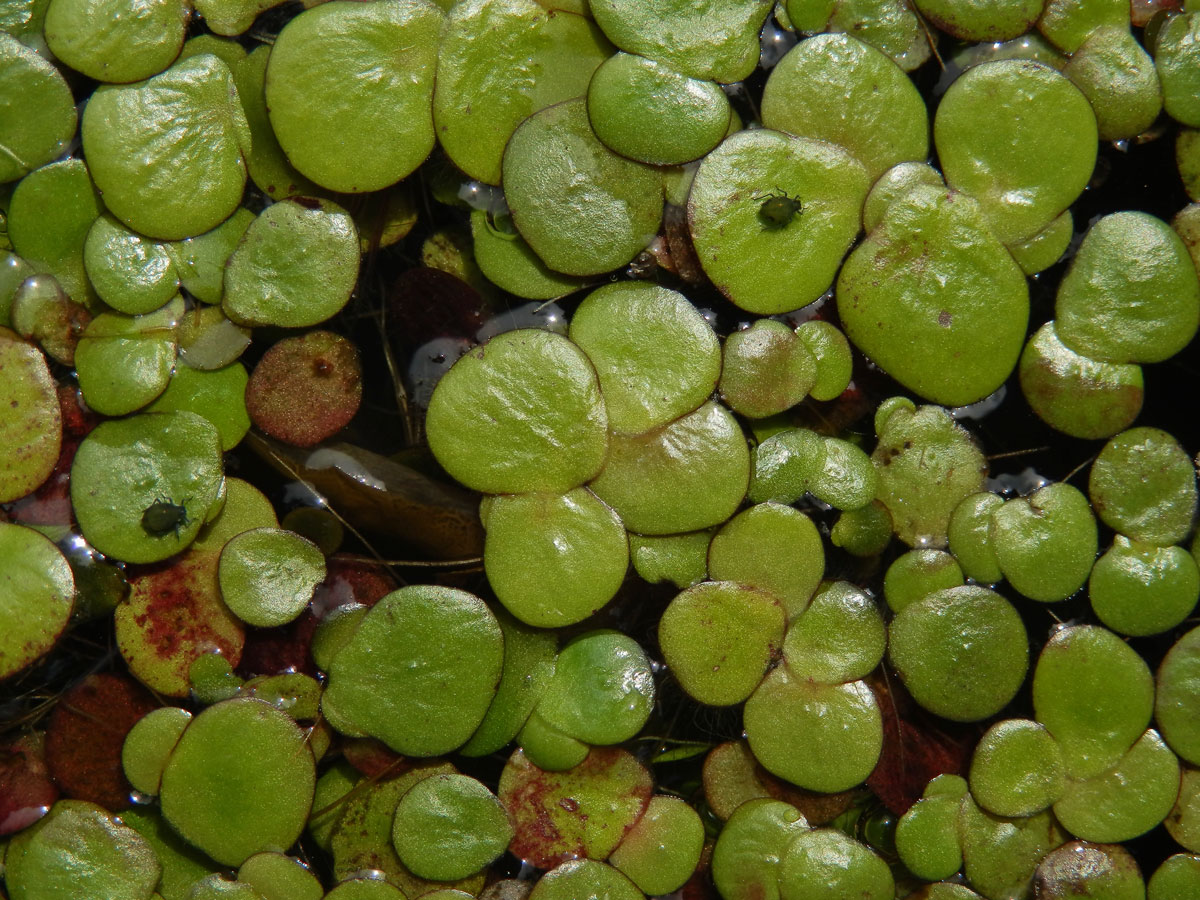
(43, 673, 156, 811)
(342, 738, 408, 780)
(866, 674, 975, 815)
(0, 732, 59, 835)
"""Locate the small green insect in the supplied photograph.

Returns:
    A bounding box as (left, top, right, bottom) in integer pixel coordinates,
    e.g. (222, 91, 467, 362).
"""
(755, 188, 804, 229)
(141, 496, 191, 538)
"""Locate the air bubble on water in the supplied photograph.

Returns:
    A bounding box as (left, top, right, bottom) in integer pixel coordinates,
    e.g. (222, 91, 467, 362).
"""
(476, 301, 569, 342)
(458, 180, 507, 216)
(950, 385, 1006, 420)
(128, 790, 154, 806)
(346, 868, 389, 882)
(759, 21, 797, 69)
(282, 480, 327, 507)
(406, 335, 473, 408)
(696, 307, 719, 329)
(987, 466, 1050, 497)
(777, 291, 832, 329)
(306, 447, 388, 491)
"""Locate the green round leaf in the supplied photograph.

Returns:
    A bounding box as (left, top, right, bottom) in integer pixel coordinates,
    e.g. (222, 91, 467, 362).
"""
(711, 798, 810, 900)
(762, 33, 929, 182)
(1157, 12, 1200, 127)
(688, 128, 870, 315)
(0, 522, 74, 680)
(0, 326, 61, 503)
(934, 59, 1097, 245)
(838, 184, 1029, 407)
(1156, 626, 1200, 766)
(708, 502, 824, 620)
(588, 400, 749, 535)
(159, 698, 316, 867)
(236, 853, 323, 900)
(1053, 728, 1181, 843)
(1090, 537, 1199, 636)
(461, 610, 557, 757)
(959, 797, 1067, 900)
(84, 213, 180, 315)
(862, 160, 945, 233)
(222, 198, 360, 328)
(778, 829, 894, 900)
(70, 410, 225, 564)
(435, 0, 612, 184)
(658, 580, 785, 706)
(43, 0, 188, 83)
(1064, 26, 1162, 140)
(8, 157, 103, 305)
(1056, 212, 1200, 364)
(745, 667, 882, 792)
(322, 586, 503, 755)
(470, 209, 584, 301)
(783, 580, 886, 683)
(1089, 426, 1198, 545)
(503, 98, 663, 276)
(883, 549, 964, 615)
(528, 859, 644, 900)
(969, 719, 1065, 817)
(146, 361, 251, 452)
(218, 527, 325, 627)
(895, 793, 963, 882)
(0, 33, 77, 183)
(121, 706, 192, 796)
(872, 402, 989, 547)
(391, 774, 513, 882)
(947, 492, 1005, 583)
(1150, 854, 1200, 900)
(537, 630, 655, 745)
(4, 800, 160, 900)
(1008, 209, 1074, 275)
(170, 206, 255, 305)
(608, 794, 703, 896)
(569, 282, 720, 435)
(587, 52, 730, 166)
(1019, 320, 1144, 440)
(264, 0, 442, 192)
(793, 319, 852, 401)
(1032, 624, 1154, 779)
(1166, 767, 1200, 853)
(81, 55, 250, 240)
(75, 300, 180, 417)
(589, 0, 772, 83)
(1038, 0, 1128, 53)
(426, 329, 608, 494)
(990, 482, 1098, 603)
(888, 585, 1029, 721)
(914, 0, 1043, 41)
(720, 320, 817, 419)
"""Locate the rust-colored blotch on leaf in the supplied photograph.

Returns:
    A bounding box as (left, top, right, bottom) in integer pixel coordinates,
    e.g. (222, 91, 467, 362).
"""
(246, 330, 362, 448)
